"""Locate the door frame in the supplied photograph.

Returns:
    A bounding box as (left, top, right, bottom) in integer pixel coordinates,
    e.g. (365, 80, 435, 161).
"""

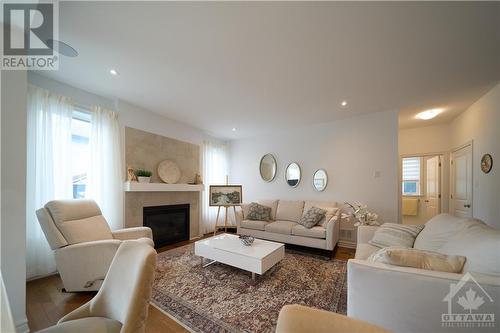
(398, 151, 446, 223)
(450, 140, 474, 218)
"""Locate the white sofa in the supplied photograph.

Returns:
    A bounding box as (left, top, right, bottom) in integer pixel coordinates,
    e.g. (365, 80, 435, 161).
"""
(348, 214, 500, 333)
(36, 199, 154, 292)
(236, 200, 340, 251)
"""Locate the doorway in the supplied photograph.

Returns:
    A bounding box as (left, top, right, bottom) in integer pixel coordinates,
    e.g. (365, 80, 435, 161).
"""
(401, 154, 443, 224)
(450, 143, 473, 218)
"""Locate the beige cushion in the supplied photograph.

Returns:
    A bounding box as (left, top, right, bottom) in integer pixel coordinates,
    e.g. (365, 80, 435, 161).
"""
(368, 247, 466, 273)
(439, 221, 500, 275)
(45, 199, 103, 223)
(355, 243, 380, 260)
(303, 201, 338, 227)
(369, 223, 424, 248)
(413, 214, 476, 251)
(292, 225, 326, 239)
(45, 199, 113, 245)
(276, 200, 305, 222)
(241, 200, 279, 220)
(265, 221, 297, 235)
(241, 219, 268, 231)
(37, 317, 122, 333)
(56, 215, 113, 245)
(257, 200, 279, 220)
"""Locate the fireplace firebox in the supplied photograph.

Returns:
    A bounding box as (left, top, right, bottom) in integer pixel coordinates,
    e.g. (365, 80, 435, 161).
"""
(143, 204, 190, 248)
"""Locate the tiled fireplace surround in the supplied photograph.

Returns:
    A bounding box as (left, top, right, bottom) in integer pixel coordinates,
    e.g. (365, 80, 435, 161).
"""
(124, 127, 201, 238)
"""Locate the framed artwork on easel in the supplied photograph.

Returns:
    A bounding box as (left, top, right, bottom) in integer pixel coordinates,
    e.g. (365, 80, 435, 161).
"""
(209, 184, 243, 235)
(209, 185, 243, 206)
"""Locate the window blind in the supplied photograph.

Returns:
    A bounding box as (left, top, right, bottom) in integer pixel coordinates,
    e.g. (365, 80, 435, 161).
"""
(402, 157, 421, 181)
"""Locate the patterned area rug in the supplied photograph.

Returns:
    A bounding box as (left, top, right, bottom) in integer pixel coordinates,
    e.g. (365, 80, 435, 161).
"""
(151, 244, 347, 333)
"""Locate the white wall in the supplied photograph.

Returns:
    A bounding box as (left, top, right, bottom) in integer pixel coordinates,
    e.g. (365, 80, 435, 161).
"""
(230, 110, 399, 223)
(449, 83, 500, 228)
(399, 124, 452, 223)
(399, 124, 451, 156)
(1, 71, 29, 332)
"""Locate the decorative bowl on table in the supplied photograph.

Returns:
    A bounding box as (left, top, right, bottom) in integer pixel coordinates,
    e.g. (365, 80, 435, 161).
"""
(239, 235, 255, 246)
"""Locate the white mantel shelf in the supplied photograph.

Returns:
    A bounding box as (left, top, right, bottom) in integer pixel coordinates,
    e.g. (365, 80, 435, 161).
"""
(124, 181, 204, 192)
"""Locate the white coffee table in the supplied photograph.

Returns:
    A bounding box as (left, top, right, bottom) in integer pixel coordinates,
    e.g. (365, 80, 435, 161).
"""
(194, 234, 285, 280)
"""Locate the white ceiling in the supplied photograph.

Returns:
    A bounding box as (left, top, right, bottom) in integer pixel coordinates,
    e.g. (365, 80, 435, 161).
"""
(39, 2, 500, 138)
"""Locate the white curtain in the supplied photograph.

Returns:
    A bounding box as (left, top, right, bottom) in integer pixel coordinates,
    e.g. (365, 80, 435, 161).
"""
(26, 85, 74, 279)
(86, 106, 124, 230)
(201, 140, 229, 234)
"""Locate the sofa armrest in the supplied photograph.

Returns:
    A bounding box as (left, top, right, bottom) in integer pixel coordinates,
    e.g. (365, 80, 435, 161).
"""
(55, 239, 122, 291)
(112, 227, 152, 241)
(347, 259, 500, 333)
(235, 206, 244, 227)
(356, 225, 379, 244)
(326, 215, 340, 250)
(276, 304, 389, 333)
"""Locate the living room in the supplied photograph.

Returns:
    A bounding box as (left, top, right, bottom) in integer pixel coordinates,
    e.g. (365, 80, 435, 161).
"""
(1, 1, 499, 333)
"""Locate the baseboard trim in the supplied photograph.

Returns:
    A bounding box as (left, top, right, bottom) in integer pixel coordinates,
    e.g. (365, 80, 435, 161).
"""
(15, 318, 30, 333)
(338, 240, 357, 249)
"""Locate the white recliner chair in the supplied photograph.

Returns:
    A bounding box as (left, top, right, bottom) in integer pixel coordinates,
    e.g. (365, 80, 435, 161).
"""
(36, 199, 154, 292)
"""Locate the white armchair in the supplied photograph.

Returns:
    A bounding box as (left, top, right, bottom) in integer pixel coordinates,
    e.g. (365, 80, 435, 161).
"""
(37, 240, 157, 333)
(36, 199, 154, 292)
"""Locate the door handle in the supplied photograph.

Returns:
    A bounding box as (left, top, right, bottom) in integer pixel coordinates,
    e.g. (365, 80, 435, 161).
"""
(463, 204, 471, 208)
(424, 200, 429, 203)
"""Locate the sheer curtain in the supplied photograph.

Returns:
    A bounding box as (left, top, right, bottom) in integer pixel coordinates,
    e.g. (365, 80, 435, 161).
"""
(26, 85, 74, 279)
(201, 140, 229, 234)
(86, 106, 124, 230)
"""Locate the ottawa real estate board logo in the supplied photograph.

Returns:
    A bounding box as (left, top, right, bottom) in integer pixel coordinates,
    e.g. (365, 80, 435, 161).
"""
(442, 272, 495, 329)
(2, 1, 59, 70)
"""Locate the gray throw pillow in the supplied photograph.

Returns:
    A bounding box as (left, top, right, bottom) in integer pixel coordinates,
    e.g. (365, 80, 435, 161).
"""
(369, 223, 425, 248)
(246, 202, 272, 221)
(298, 207, 326, 229)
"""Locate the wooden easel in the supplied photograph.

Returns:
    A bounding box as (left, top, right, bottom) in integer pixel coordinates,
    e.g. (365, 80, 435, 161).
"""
(213, 176, 238, 236)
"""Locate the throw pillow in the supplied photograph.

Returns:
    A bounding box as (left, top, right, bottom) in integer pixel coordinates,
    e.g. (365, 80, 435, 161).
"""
(368, 246, 466, 273)
(368, 223, 425, 248)
(246, 202, 272, 221)
(298, 207, 327, 229)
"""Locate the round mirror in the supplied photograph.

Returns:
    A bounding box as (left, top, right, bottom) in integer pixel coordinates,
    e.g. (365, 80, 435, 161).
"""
(285, 162, 301, 187)
(313, 169, 328, 191)
(259, 154, 277, 182)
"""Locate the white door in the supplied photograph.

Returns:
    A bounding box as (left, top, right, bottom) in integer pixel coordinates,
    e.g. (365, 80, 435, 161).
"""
(424, 155, 441, 220)
(451, 144, 473, 218)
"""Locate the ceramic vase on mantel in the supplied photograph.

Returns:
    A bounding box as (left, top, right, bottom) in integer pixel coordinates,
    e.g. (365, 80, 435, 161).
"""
(137, 176, 151, 183)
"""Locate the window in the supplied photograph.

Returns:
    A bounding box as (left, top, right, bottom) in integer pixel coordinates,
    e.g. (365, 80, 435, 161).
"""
(71, 109, 91, 198)
(402, 157, 421, 195)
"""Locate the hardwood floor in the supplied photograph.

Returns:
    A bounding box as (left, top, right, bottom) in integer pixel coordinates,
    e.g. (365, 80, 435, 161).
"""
(26, 235, 355, 332)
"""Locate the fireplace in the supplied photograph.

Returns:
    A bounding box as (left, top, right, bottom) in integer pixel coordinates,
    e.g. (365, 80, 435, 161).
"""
(143, 204, 190, 248)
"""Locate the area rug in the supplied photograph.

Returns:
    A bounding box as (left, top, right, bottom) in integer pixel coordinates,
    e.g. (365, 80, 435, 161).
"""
(151, 244, 347, 333)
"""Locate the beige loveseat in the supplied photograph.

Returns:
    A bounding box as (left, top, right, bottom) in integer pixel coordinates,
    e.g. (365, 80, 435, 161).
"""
(236, 200, 340, 251)
(348, 214, 500, 333)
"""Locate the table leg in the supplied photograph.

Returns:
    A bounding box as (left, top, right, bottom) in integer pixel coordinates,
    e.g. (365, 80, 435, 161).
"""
(252, 272, 255, 281)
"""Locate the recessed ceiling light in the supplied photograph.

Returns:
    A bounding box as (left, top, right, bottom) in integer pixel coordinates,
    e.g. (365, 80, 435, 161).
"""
(232, 127, 237, 132)
(416, 108, 444, 120)
(341, 101, 348, 107)
(109, 69, 119, 76)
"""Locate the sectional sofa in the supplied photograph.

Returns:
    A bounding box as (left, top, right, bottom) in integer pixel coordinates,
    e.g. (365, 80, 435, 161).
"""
(235, 200, 340, 251)
(348, 214, 500, 333)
